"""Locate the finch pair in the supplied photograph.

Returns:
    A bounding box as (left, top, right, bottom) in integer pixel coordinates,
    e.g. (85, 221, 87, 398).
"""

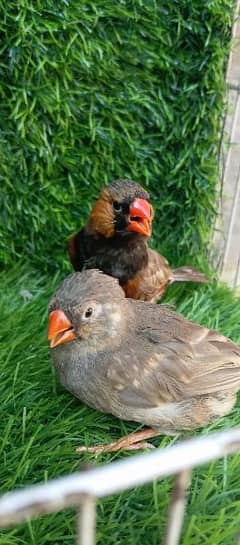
(48, 180, 240, 453)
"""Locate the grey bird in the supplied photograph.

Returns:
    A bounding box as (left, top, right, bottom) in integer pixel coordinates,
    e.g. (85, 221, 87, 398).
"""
(48, 270, 240, 453)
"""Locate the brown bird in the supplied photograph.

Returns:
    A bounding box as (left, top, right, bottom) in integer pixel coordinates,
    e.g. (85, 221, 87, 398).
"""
(68, 178, 207, 302)
(48, 270, 240, 453)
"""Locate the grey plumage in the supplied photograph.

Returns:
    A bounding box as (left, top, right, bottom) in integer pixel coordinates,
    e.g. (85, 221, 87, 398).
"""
(49, 270, 240, 434)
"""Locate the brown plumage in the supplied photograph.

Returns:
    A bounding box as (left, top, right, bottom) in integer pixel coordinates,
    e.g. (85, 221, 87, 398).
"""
(68, 179, 207, 302)
(48, 270, 240, 453)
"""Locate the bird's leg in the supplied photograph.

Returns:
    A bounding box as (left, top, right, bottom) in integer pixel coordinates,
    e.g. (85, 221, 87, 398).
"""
(76, 428, 160, 454)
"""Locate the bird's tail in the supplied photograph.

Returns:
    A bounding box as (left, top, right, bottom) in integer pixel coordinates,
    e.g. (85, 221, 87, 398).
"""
(171, 266, 208, 284)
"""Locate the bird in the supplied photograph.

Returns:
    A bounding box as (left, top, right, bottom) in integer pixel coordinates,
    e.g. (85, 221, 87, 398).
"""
(48, 269, 240, 453)
(68, 178, 207, 302)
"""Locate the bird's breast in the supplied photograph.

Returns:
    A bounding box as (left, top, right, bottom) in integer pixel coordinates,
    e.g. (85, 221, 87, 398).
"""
(51, 345, 113, 413)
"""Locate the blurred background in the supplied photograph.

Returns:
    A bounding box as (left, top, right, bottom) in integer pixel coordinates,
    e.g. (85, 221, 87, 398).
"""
(1, 0, 237, 277)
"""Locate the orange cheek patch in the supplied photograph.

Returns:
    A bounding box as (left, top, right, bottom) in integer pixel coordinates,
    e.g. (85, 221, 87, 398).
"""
(88, 193, 115, 238)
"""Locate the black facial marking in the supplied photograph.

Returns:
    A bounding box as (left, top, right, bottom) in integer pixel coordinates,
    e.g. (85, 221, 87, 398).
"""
(107, 179, 150, 235)
(113, 201, 122, 212)
(113, 201, 130, 233)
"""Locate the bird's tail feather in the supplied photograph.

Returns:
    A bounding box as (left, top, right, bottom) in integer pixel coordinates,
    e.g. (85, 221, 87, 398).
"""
(171, 266, 208, 284)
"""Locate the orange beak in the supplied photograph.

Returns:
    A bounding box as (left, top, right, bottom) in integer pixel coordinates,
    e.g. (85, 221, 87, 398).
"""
(48, 309, 77, 348)
(127, 198, 153, 237)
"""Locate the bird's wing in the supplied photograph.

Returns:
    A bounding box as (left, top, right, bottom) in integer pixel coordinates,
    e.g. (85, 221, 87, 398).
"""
(123, 249, 171, 301)
(68, 229, 109, 271)
(108, 305, 240, 408)
(68, 228, 95, 271)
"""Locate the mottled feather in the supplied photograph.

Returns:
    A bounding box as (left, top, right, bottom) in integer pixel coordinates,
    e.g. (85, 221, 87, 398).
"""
(49, 271, 240, 433)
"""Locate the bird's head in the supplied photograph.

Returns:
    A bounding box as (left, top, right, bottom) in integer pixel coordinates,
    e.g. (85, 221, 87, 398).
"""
(48, 270, 126, 350)
(87, 179, 153, 239)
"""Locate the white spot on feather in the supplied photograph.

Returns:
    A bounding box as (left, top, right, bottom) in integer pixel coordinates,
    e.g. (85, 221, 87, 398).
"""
(107, 305, 123, 337)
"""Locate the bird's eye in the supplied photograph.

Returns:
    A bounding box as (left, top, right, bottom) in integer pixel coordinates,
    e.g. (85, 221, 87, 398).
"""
(113, 201, 122, 213)
(84, 307, 93, 319)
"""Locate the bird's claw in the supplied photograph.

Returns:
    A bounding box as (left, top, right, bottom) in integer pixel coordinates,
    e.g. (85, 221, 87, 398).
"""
(76, 439, 156, 454)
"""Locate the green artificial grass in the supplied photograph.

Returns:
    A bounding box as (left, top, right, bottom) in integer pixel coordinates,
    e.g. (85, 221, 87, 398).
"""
(0, 265, 240, 544)
(0, 0, 235, 272)
(0, 1, 239, 543)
